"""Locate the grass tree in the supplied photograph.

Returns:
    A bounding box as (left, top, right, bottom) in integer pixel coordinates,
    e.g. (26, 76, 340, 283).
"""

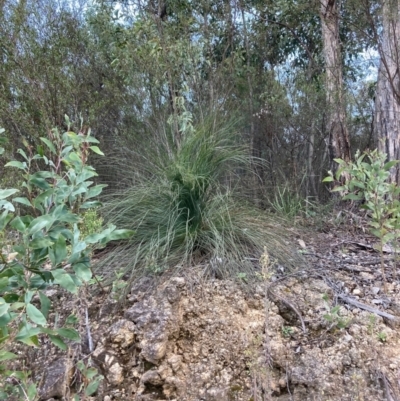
(99, 114, 303, 282)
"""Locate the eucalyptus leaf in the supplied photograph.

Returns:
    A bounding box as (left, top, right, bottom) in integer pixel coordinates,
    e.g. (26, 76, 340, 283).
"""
(0, 350, 17, 361)
(26, 304, 47, 326)
(57, 328, 80, 341)
(49, 235, 67, 266)
(49, 334, 67, 351)
(52, 269, 77, 294)
(0, 189, 19, 200)
(39, 292, 51, 319)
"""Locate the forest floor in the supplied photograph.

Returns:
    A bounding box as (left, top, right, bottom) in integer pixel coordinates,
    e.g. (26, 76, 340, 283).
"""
(10, 216, 400, 401)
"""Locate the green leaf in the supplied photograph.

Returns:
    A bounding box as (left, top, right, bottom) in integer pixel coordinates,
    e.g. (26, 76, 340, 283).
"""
(24, 290, 34, 304)
(19, 334, 40, 347)
(56, 328, 80, 341)
(9, 302, 25, 311)
(85, 367, 99, 380)
(72, 241, 86, 254)
(331, 186, 346, 192)
(322, 176, 333, 183)
(76, 168, 98, 184)
(49, 334, 67, 351)
(39, 292, 51, 319)
(29, 237, 54, 249)
(0, 314, 13, 329)
(0, 210, 12, 231)
(17, 148, 29, 161)
(84, 233, 105, 244)
(80, 201, 102, 209)
(40, 137, 56, 154)
(105, 229, 135, 242)
(0, 278, 9, 295)
(333, 158, 345, 165)
(65, 314, 78, 326)
(3, 290, 18, 302)
(0, 350, 17, 361)
(15, 324, 41, 345)
(29, 176, 51, 190)
(0, 298, 10, 317)
(73, 263, 92, 282)
(67, 152, 81, 162)
(0, 199, 14, 212)
(13, 197, 32, 208)
(384, 160, 399, 171)
(27, 383, 37, 400)
(85, 377, 102, 396)
(49, 235, 67, 266)
(342, 193, 363, 201)
(0, 188, 18, 200)
(52, 270, 77, 294)
(89, 146, 104, 156)
(352, 181, 365, 189)
(5, 161, 26, 170)
(85, 185, 107, 200)
(28, 215, 53, 235)
(26, 304, 47, 326)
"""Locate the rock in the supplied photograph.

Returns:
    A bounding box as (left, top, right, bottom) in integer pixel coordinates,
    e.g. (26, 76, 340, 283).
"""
(206, 386, 228, 401)
(93, 346, 124, 385)
(168, 354, 182, 373)
(141, 370, 163, 386)
(108, 359, 124, 385)
(108, 319, 136, 348)
(170, 277, 185, 287)
(360, 272, 374, 281)
(141, 336, 168, 363)
(39, 357, 73, 400)
(352, 288, 361, 295)
(164, 284, 181, 304)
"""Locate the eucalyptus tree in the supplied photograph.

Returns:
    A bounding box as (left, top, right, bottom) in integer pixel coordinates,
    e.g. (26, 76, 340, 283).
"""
(320, 0, 351, 166)
(373, 0, 400, 183)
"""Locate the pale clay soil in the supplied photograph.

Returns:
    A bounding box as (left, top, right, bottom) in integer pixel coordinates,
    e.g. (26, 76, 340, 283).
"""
(10, 228, 400, 401)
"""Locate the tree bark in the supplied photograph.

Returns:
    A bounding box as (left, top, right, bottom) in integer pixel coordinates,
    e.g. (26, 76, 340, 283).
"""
(320, 0, 351, 168)
(374, 0, 400, 184)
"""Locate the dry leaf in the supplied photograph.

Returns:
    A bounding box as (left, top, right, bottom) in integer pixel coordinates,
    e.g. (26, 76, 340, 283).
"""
(298, 239, 306, 249)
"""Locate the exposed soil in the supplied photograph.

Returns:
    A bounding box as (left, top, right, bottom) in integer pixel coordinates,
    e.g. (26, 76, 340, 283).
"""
(9, 225, 400, 401)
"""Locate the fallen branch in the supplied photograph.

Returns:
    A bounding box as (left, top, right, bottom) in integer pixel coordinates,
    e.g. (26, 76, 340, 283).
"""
(337, 294, 400, 322)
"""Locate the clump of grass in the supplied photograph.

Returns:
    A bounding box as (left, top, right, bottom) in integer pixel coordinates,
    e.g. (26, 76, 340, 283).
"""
(269, 182, 320, 223)
(98, 117, 303, 280)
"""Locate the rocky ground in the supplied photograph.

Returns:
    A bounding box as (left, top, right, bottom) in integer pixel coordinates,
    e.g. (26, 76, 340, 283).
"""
(11, 226, 400, 401)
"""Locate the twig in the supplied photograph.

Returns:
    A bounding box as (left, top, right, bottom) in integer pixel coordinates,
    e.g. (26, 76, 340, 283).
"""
(267, 285, 307, 333)
(336, 294, 400, 322)
(85, 307, 93, 353)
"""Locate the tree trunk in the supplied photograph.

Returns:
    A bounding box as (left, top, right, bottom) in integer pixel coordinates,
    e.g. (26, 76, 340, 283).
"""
(320, 0, 351, 168)
(374, 0, 400, 184)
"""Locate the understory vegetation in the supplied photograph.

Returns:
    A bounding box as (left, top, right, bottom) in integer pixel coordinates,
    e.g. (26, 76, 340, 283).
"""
(100, 116, 303, 281)
(1, 0, 400, 399)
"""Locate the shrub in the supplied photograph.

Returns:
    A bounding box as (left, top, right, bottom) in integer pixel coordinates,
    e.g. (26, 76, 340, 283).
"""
(324, 149, 400, 287)
(0, 123, 133, 399)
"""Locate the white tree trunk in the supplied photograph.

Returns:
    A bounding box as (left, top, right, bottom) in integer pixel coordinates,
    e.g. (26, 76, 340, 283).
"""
(375, 0, 400, 183)
(320, 0, 351, 167)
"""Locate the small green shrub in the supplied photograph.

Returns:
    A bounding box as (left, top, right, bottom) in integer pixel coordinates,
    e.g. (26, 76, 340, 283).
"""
(377, 331, 387, 343)
(0, 122, 133, 399)
(79, 208, 104, 240)
(322, 294, 350, 329)
(324, 149, 400, 287)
